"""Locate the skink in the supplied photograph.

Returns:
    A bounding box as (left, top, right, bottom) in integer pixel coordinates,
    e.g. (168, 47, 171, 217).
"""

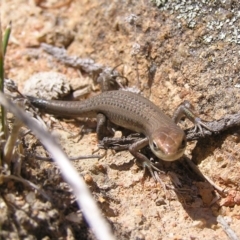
(28, 90, 204, 178)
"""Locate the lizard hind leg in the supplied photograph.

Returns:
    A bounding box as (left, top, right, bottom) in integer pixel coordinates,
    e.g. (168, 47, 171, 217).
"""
(96, 113, 115, 140)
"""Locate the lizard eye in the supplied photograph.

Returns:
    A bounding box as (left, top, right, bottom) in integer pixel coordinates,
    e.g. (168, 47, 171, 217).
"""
(152, 141, 159, 150)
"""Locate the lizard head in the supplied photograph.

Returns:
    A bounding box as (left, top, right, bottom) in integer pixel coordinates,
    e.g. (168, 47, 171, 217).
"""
(149, 127, 186, 161)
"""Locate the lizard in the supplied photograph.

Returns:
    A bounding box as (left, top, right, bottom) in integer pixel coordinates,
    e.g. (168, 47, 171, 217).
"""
(27, 90, 210, 179)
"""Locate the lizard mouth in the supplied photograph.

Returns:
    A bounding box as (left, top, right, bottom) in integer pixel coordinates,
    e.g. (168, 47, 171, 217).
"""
(150, 144, 185, 161)
(158, 149, 185, 161)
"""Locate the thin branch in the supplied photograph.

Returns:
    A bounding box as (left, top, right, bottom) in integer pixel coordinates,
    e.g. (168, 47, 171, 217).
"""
(35, 154, 104, 161)
(186, 113, 240, 141)
(41, 43, 104, 74)
(36, 0, 73, 9)
(217, 215, 239, 240)
(2, 175, 51, 201)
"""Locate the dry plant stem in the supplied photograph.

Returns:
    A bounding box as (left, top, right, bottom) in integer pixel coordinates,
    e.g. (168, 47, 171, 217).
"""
(0, 92, 115, 240)
(41, 43, 104, 74)
(210, 194, 221, 206)
(68, 154, 103, 160)
(36, 0, 73, 9)
(2, 175, 51, 201)
(182, 158, 206, 181)
(3, 119, 22, 167)
(13, 143, 24, 176)
(203, 175, 225, 193)
(217, 215, 240, 240)
(35, 154, 103, 161)
(184, 158, 225, 193)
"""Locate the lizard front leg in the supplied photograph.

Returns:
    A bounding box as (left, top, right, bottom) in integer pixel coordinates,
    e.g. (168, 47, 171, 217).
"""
(129, 137, 161, 180)
(96, 115, 160, 179)
(172, 100, 214, 134)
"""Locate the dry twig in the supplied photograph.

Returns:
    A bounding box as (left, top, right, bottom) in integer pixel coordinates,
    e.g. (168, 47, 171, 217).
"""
(186, 113, 240, 141)
(217, 215, 239, 240)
